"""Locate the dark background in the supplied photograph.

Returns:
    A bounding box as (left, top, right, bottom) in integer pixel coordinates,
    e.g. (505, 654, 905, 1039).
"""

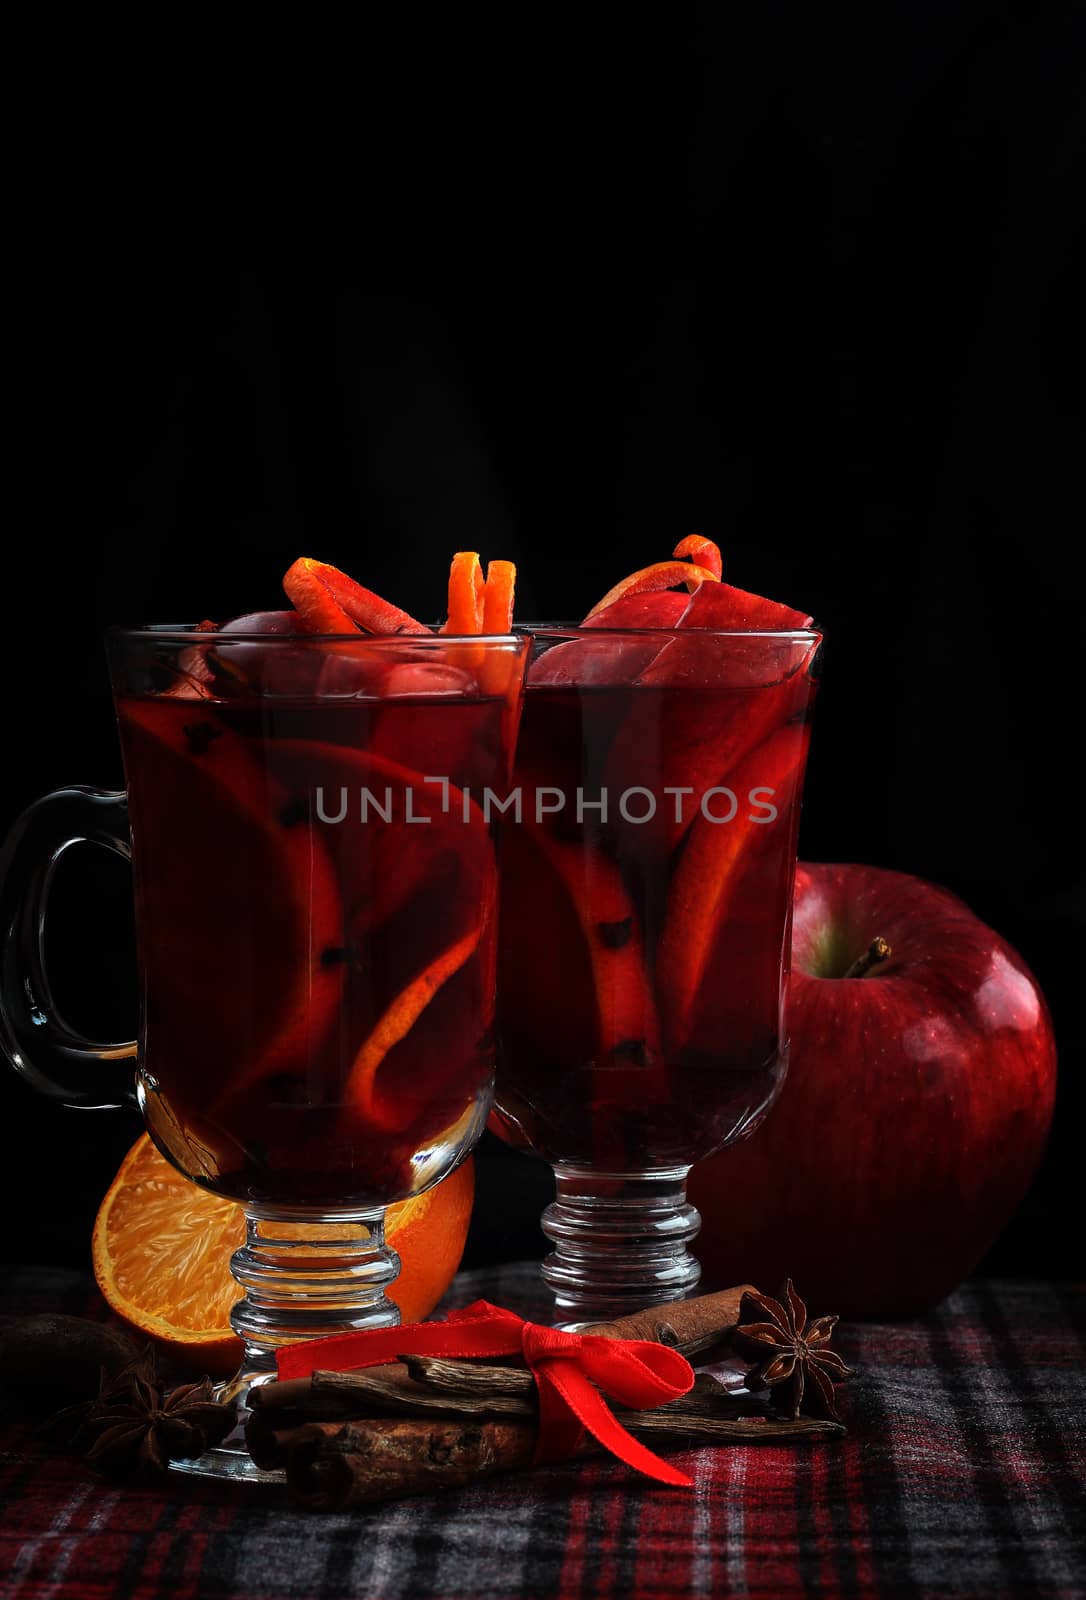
(4, 8, 1083, 1279)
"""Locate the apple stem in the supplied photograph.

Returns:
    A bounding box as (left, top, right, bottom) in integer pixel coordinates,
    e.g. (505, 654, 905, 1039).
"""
(844, 937, 892, 979)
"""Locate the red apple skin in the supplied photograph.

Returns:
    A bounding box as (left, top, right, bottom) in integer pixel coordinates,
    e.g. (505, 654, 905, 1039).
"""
(688, 862, 1058, 1316)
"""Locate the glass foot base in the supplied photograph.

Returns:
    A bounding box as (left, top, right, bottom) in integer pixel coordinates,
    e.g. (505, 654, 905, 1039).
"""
(171, 1207, 407, 1485)
(170, 1437, 284, 1485)
(169, 1402, 283, 1484)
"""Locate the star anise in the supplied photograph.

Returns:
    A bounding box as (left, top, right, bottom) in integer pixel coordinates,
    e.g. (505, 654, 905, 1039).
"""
(43, 1350, 235, 1480)
(733, 1280, 852, 1422)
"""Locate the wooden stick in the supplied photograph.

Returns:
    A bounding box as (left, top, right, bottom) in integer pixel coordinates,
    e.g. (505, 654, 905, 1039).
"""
(250, 1366, 410, 1413)
(311, 1368, 535, 1419)
(402, 1355, 534, 1396)
(618, 1413, 844, 1443)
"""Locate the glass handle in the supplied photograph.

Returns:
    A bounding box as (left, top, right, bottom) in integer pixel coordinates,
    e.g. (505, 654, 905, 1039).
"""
(0, 786, 137, 1108)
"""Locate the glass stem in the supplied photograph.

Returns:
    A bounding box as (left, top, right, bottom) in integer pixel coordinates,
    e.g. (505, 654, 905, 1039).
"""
(542, 1166, 702, 1326)
(220, 1210, 400, 1405)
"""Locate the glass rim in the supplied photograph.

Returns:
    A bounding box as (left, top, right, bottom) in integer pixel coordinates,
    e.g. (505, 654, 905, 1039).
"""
(105, 622, 821, 644)
(106, 624, 527, 646)
(518, 621, 823, 641)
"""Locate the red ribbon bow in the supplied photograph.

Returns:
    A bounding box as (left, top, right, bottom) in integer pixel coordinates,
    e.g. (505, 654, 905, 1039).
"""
(277, 1300, 695, 1487)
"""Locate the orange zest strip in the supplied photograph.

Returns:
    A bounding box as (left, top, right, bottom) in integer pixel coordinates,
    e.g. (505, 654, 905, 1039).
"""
(673, 536, 723, 581)
(583, 560, 720, 623)
(284, 558, 362, 633)
(482, 559, 517, 633)
(309, 561, 429, 634)
(347, 926, 482, 1130)
(442, 551, 485, 635)
(284, 558, 429, 635)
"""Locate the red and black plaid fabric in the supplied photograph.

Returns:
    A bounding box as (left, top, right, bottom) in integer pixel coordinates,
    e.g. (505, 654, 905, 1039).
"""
(1, 1262, 1083, 1599)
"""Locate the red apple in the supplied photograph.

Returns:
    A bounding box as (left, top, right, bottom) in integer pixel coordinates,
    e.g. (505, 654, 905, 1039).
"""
(688, 861, 1057, 1316)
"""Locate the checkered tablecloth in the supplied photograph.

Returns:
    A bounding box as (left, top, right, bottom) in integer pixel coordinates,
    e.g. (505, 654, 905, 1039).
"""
(1, 1263, 1083, 1600)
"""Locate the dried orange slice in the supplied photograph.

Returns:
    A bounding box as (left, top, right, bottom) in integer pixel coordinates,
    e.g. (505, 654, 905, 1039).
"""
(92, 1135, 475, 1374)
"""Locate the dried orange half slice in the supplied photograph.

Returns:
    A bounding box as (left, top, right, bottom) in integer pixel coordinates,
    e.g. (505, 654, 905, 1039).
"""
(92, 1135, 475, 1373)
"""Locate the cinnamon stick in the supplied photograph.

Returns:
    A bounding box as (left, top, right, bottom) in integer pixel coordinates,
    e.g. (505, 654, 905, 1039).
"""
(283, 1410, 843, 1509)
(248, 1378, 393, 1423)
(247, 1377, 319, 1412)
(247, 1417, 347, 1472)
(584, 1285, 756, 1355)
(248, 1373, 746, 1472)
(245, 1282, 824, 1503)
(286, 1418, 539, 1509)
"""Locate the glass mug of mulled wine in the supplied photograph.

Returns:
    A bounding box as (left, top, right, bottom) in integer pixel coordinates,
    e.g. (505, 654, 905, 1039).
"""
(491, 623, 822, 1326)
(0, 625, 529, 1477)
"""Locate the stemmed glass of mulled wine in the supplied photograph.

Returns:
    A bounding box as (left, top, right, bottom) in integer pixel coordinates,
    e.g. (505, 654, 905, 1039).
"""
(491, 551, 822, 1326)
(0, 620, 529, 1479)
